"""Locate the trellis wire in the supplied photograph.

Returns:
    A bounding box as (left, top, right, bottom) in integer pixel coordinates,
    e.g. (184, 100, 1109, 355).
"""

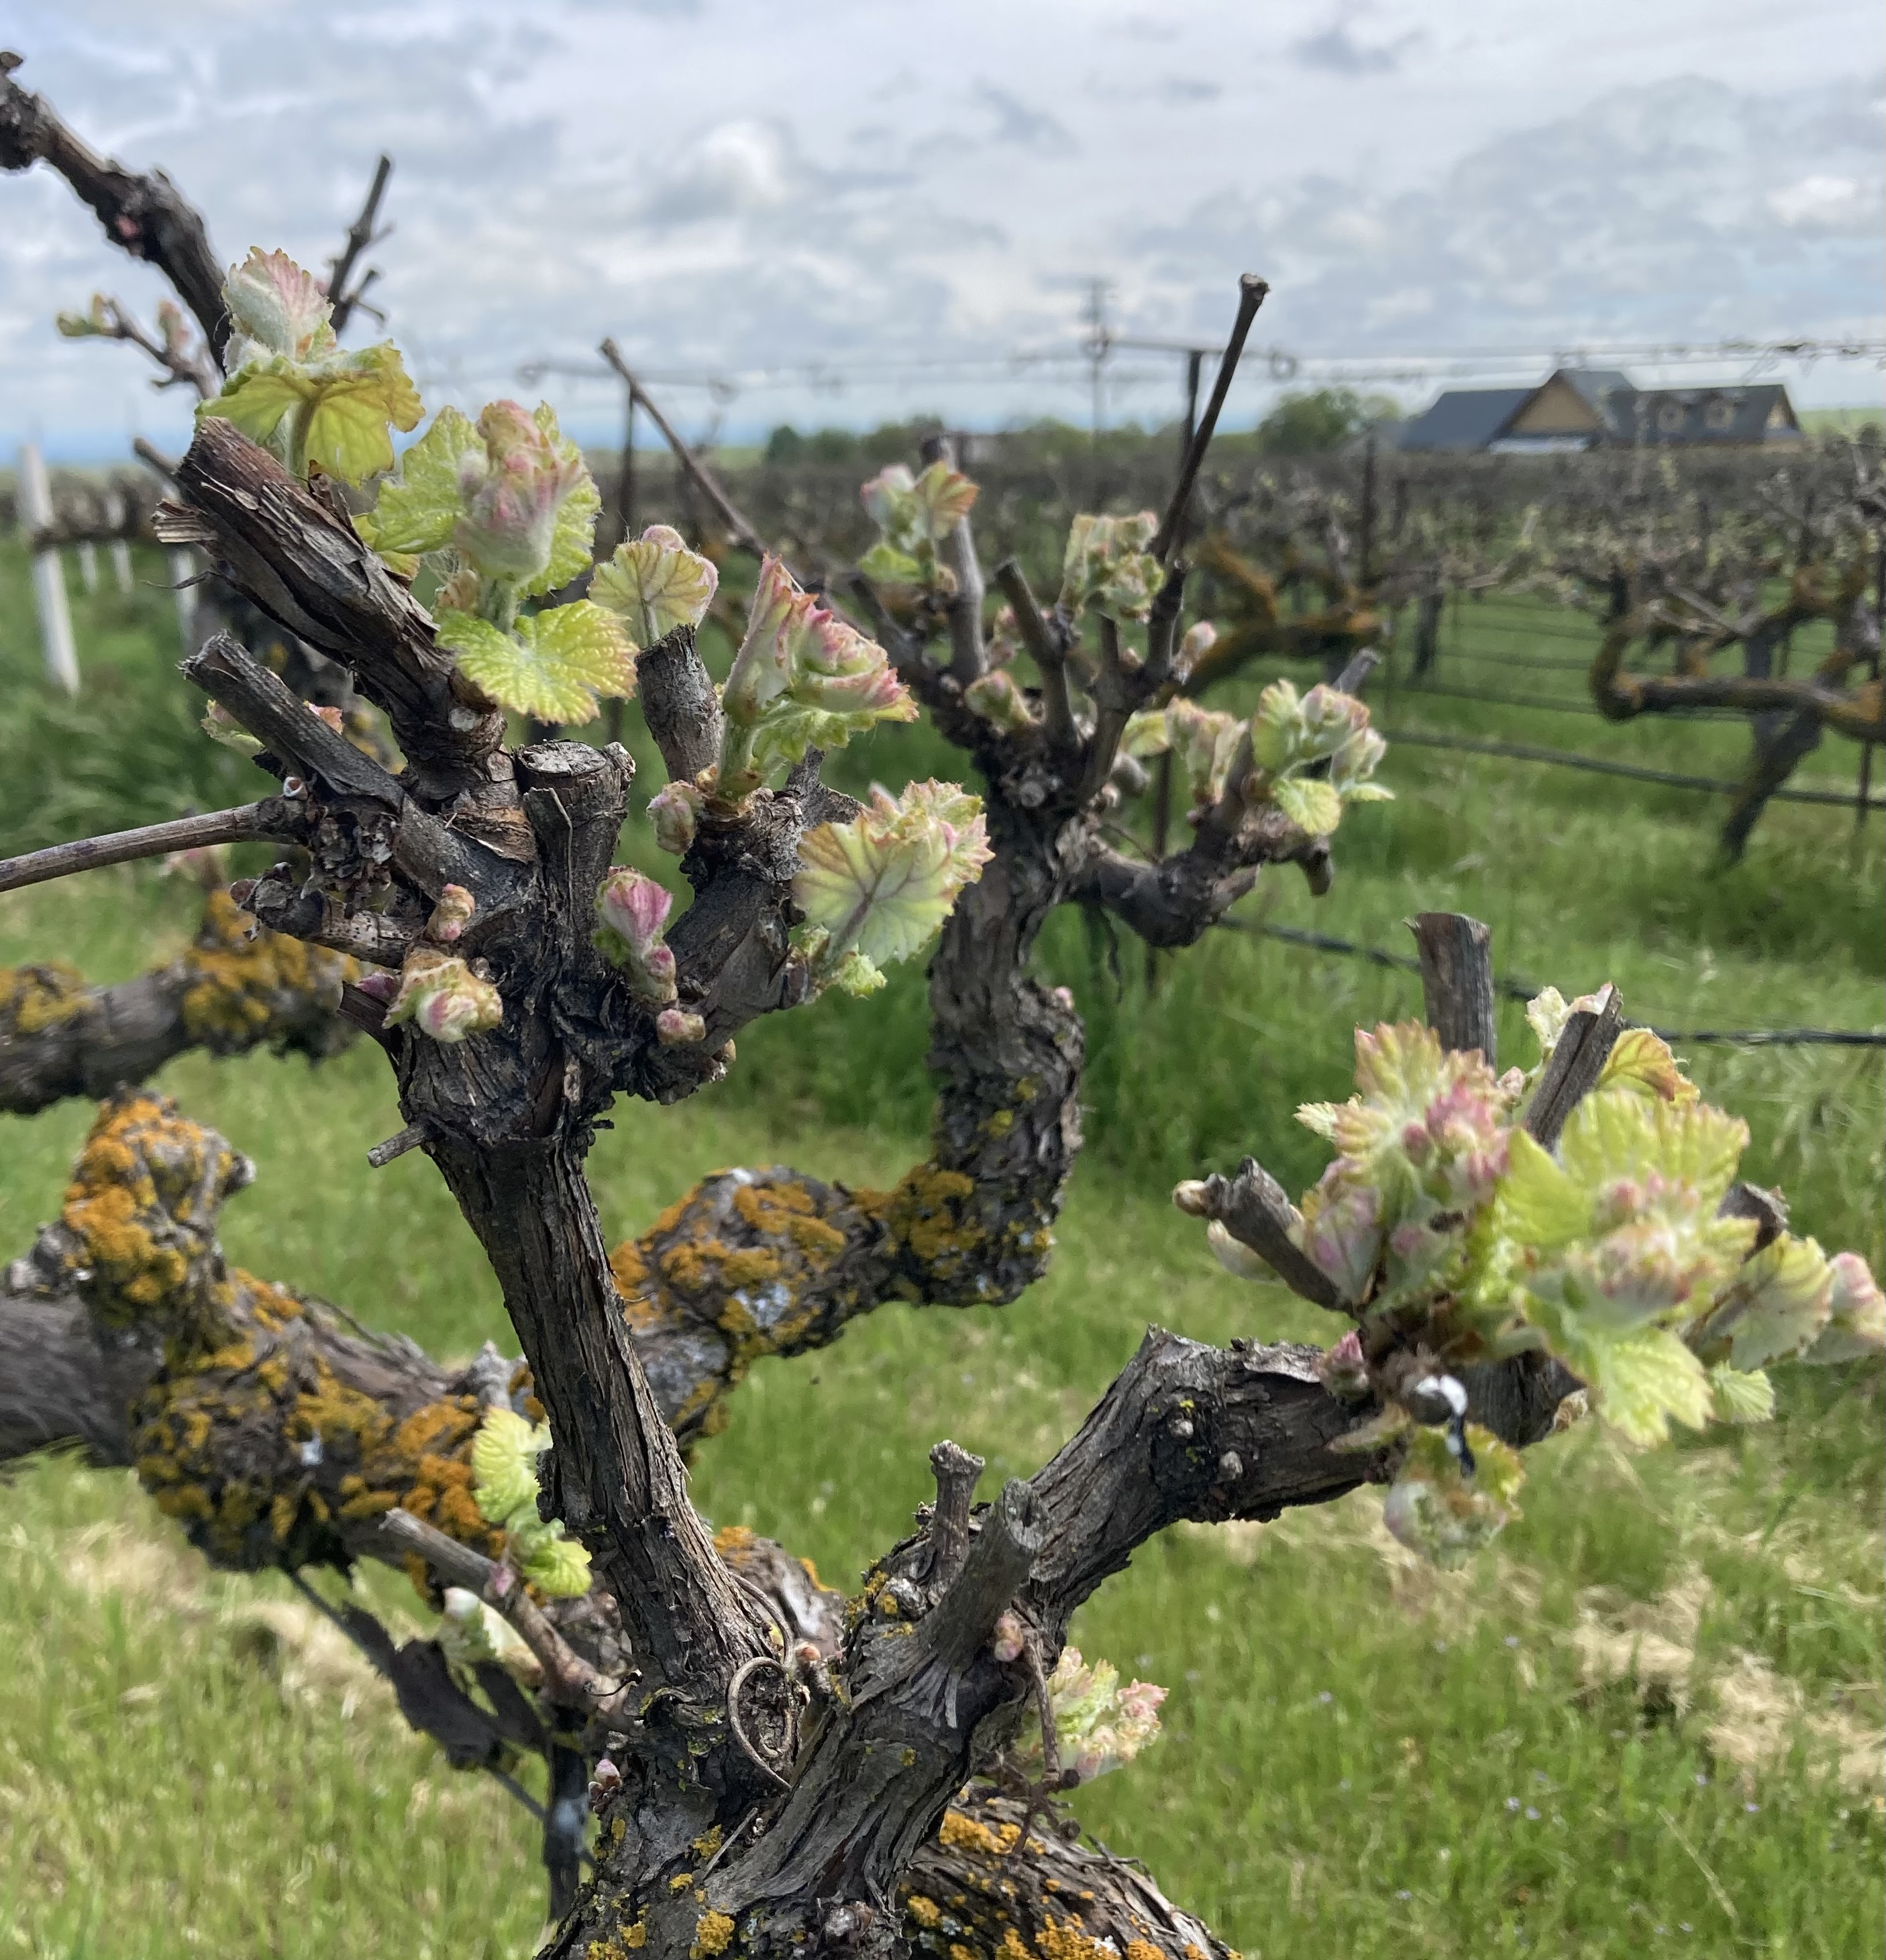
(1220, 920, 1886, 1048)
(1377, 726, 1884, 812)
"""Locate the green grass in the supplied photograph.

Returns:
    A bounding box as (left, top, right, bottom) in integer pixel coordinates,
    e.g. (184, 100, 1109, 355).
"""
(1, 565, 1881, 1957)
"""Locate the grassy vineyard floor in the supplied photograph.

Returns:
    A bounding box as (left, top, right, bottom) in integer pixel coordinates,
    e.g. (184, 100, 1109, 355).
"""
(1, 550, 1881, 1957)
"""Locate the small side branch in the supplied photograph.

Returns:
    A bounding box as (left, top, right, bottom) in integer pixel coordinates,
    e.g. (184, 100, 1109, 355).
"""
(0, 802, 296, 897)
(0, 51, 230, 360)
(1177, 1158, 1345, 1312)
(1151, 274, 1269, 565)
(993, 558, 1076, 748)
(325, 154, 392, 335)
(599, 340, 769, 559)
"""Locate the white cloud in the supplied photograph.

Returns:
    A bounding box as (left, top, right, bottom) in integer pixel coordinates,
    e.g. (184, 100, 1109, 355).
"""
(1, 0, 1881, 458)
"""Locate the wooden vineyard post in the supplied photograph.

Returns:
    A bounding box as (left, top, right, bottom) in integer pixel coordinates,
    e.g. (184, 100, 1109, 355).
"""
(17, 441, 79, 694)
(76, 539, 99, 593)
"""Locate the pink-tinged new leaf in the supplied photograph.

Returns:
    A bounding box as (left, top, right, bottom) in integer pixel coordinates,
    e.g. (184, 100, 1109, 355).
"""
(593, 867, 678, 1004)
(223, 247, 337, 366)
(1803, 1252, 1886, 1364)
(720, 556, 914, 792)
(792, 779, 991, 977)
(385, 948, 503, 1044)
(592, 525, 719, 651)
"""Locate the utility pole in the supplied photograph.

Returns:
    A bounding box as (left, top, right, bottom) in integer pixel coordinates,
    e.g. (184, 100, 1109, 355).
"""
(1082, 278, 1114, 453)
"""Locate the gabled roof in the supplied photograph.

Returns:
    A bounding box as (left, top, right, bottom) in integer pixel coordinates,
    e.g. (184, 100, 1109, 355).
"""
(1396, 387, 1534, 451)
(1615, 385, 1803, 446)
(1557, 369, 1634, 424)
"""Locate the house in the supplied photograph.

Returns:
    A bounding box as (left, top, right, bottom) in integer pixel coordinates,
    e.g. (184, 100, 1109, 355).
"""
(1398, 368, 1804, 452)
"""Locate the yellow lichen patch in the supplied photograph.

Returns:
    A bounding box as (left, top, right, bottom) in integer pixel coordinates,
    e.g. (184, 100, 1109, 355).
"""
(178, 890, 355, 1052)
(908, 1898, 943, 1928)
(1035, 1920, 1119, 1960)
(939, 1810, 1020, 1858)
(0, 959, 93, 1036)
(713, 1525, 758, 1563)
(58, 1091, 246, 1346)
(692, 1909, 737, 1957)
(588, 1920, 649, 1960)
(857, 1164, 983, 1277)
(692, 1827, 724, 1859)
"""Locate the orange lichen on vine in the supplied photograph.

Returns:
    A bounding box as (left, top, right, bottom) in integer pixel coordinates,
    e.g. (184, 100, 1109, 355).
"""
(691, 1909, 736, 1958)
(178, 890, 356, 1050)
(57, 1091, 244, 1343)
(939, 1811, 1022, 1858)
(588, 1919, 649, 1960)
(856, 1164, 982, 1278)
(0, 959, 92, 1036)
(907, 1898, 943, 1929)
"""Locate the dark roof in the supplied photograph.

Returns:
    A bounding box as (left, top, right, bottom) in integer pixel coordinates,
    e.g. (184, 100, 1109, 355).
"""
(1396, 387, 1534, 451)
(1613, 385, 1799, 445)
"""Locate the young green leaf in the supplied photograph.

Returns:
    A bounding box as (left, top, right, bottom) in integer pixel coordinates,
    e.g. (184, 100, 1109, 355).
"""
(437, 601, 635, 725)
(591, 525, 719, 651)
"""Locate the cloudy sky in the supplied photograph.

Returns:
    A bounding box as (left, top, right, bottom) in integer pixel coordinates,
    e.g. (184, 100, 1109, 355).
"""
(3, 0, 1881, 457)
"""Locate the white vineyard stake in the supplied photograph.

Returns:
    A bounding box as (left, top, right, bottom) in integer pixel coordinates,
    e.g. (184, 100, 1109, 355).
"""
(17, 442, 80, 695)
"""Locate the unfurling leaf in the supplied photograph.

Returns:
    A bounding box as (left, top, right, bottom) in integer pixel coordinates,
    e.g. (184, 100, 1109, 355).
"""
(792, 779, 992, 979)
(656, 1008, 706, 1045)
(647, 781, 704, 855)
(1691, 1232, 1834, 1370)
(1597, 1027, 1699, 1105)
(591, 524, 719, 651)
(1009, 1647, 1165, 1785)
(385, 947, 503, 1044)
(963, 668, 1037, 732)
(1059, 512, 1161, 620)
(1708, 1364, 1775, 1424)
(1381, 1424, 1524, 1568)
(861, 460, 978, 555)
(1269, 775, 1344, 836)
(201, 251, 420, 482)
(223, 248, 336, 365)
(1802, 1251, 1886, 1364)
(469, 1410, 594, 1597)
(471, 1407, 549, 1525)
(594, 867, 677, 1003)
(514, 1531, 594, 1598)
(437, 601, 635, 724)
(201, 702, 262, 756)
(719, 556, 914, 794)
(438, 1587, 542, 1686)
